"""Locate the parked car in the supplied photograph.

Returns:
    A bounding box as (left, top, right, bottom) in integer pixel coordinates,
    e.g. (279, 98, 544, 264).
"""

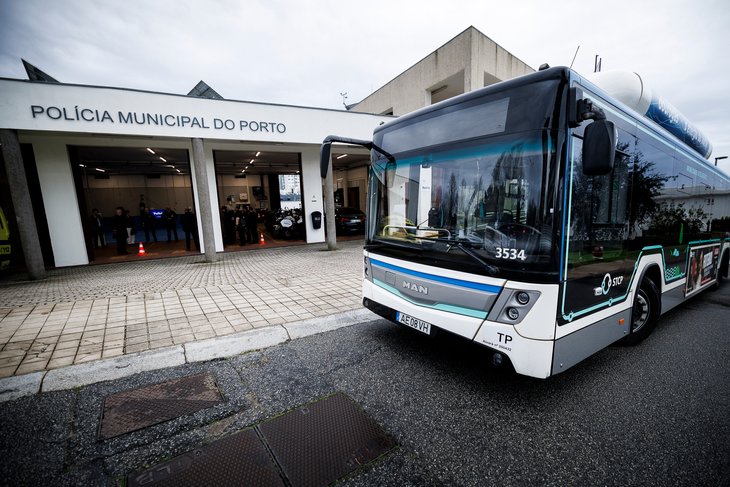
(335, 207, 366, 235)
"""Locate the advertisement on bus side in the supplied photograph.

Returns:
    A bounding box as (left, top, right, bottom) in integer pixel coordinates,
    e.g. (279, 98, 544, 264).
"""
(685, 245, 720, 295)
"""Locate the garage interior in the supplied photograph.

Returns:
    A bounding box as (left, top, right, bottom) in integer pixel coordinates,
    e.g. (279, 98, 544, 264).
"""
(69, 145, 196, 264)
(213, 149, 306, 248)
(58, 144, 374, 265)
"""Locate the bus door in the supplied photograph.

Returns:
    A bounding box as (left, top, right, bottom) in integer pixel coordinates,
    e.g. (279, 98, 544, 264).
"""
(560, 126, 635, 324)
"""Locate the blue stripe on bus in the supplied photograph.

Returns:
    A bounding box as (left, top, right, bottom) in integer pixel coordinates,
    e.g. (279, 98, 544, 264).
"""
(369, 258, 502, 294)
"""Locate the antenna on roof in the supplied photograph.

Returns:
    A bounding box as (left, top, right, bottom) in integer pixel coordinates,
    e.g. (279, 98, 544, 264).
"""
(569, 45, 580, 69)
(594, 54, 602, 73)
(339, 92, 348, 108)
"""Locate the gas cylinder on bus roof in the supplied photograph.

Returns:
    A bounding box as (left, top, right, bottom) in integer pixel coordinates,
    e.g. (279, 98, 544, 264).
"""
(586, 70, 712, 159)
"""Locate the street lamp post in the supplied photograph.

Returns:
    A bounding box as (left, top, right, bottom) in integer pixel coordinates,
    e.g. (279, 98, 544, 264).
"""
(715, 155, 728, 166)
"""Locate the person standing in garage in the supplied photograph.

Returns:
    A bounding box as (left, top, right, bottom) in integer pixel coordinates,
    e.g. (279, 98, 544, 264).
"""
(235, 207, 247, 246)
(245, 207, 258, 244)
(163, 207, 178, 242)
(112, 206, 128, 255)
(182, 207, 199, 251)
(223, 206, 236, 245)
(141, 207, 158, 244)
(89, 208, 105, 248)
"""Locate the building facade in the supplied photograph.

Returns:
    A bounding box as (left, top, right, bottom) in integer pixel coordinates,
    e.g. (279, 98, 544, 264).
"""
(349, 26, 534, 116)
(0, 77, 386, 269)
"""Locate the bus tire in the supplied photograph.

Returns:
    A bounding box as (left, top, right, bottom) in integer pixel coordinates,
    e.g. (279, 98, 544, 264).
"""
(620, 278, 660, 345)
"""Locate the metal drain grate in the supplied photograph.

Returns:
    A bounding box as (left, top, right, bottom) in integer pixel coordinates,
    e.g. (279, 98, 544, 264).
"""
(127, 428, 285, 487)
(127, 392, 396, 486)
(259, 392, 397, 487)
(99, 372, 223, 439)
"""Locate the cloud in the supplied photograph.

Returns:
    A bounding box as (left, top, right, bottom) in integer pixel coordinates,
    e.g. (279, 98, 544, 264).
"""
(1, 0, 728, 171)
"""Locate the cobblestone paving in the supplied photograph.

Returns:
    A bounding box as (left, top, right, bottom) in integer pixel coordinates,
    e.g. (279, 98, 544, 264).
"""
(0, 241, 364, 378)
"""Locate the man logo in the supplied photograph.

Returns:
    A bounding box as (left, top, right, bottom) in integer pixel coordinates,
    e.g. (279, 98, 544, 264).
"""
(403, 280, 428, 294)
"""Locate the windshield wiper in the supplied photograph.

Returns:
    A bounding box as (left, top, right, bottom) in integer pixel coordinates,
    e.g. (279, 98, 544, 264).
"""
(366, 239, 425, 253)
(416, 236, 499, 277)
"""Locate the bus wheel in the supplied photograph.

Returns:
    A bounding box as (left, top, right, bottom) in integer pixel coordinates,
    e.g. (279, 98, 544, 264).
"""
(620, 279, 660, 345)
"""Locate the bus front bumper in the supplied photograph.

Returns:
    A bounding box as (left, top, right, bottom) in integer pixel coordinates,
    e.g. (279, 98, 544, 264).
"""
(363, 282, 555, 379)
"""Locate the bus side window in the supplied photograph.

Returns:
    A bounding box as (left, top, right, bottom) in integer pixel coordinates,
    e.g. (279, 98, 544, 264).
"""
(632, 136, 676, 247)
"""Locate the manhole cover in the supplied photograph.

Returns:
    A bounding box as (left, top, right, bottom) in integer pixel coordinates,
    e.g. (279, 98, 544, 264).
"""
(127, 427, 285, 487)
(259, 392, 397, 487)
(126, 392, 396, 486)
(99, 372, 223, 439)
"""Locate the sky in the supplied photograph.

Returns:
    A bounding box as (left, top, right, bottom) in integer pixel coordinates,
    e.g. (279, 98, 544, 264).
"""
(1, 0, 729, 174)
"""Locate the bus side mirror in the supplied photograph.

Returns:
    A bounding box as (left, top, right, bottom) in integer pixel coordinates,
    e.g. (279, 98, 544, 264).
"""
(320, 141, 332, 178)
(582, 119, 616, 176)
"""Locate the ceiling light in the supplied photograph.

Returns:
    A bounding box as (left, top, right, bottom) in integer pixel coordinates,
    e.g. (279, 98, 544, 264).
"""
(336, 154, 348, 159)
(245, 166, 249, 169)
(159, 157, 166, 162)
(94, 168, 105, 172)
(255, 152, 261, 157)
(78, 164, 86, 167)
(175, 168, 181, 173)
(250, 159, 255, 164)
(146, 148, 155, 154)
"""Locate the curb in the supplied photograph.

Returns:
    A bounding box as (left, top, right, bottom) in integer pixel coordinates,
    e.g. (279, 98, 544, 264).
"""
(0, 308, 376, 403)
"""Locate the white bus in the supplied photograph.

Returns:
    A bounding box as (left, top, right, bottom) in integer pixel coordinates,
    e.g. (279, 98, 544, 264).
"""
(321, 66, 730, 378)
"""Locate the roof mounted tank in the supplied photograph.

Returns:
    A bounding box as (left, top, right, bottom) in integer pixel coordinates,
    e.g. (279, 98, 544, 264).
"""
(587, 71, 712, 159)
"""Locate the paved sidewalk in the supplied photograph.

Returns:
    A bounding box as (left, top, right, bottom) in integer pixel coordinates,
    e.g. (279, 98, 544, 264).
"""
(0, 241, 365, 378)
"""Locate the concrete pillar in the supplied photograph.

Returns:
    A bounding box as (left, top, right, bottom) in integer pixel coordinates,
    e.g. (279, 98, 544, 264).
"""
(0, 129, 46, 279)
(324, 155, 338, 250)
(191, 138, 217, 262)
(299, 147, 325, 243)
(31, 138, 87, 267)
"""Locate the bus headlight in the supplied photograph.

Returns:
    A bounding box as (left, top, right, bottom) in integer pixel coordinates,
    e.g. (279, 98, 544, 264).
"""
(488, 289, 541, 325)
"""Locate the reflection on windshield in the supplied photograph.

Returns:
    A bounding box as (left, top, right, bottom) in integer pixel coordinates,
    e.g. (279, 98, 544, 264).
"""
(371, 134, 553, 266)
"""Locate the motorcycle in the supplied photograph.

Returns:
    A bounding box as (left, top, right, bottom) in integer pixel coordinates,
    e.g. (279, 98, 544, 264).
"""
(269, 208, 305, 239)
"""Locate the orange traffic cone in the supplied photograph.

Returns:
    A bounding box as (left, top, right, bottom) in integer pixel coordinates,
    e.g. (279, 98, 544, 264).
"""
(138, 242, 146, 256)
(259, 233, 265, 245)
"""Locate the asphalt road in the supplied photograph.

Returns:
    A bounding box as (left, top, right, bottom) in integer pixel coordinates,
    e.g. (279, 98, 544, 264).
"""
(1, 283, 728, 486)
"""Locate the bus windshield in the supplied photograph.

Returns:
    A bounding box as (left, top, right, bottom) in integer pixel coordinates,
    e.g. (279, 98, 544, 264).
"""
(368, 81, 560, 276)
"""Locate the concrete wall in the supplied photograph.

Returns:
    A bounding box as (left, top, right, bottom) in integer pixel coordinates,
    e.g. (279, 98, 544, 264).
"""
(83, 174, 194, 217)
(337, 166, 368, 210)
(351, 26, 534, 116)
(216, 174, 259, 209)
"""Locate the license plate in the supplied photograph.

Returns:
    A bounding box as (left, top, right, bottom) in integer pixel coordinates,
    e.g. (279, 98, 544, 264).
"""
(396, 311, 431, 335)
